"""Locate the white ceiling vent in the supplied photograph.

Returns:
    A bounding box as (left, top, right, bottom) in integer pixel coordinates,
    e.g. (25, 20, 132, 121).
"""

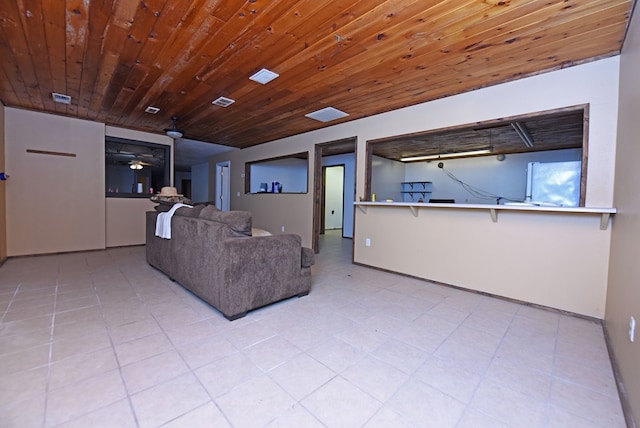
(52, 92, 71, 104)
(249, 68, 279, 84)
(145, 106, 160, 114)
(305, 107, 349, 122)
(212, 96, 235, 107)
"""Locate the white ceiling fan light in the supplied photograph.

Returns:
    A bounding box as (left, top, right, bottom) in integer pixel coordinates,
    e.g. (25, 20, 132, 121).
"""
(164, 116, 184, 139)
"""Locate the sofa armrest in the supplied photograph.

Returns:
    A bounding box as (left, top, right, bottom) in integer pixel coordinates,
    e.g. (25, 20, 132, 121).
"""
(218, 234, 309, 316)
(301, 247, 315, 268)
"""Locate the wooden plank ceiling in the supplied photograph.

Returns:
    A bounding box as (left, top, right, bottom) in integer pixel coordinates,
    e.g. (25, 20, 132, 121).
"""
(0, 0, 633, 153)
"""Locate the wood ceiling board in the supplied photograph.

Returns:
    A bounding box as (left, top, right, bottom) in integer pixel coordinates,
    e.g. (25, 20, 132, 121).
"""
(0, 0, 632, 149)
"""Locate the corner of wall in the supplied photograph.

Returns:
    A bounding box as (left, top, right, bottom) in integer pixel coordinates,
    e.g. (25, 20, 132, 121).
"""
(0, 101, 6, 261)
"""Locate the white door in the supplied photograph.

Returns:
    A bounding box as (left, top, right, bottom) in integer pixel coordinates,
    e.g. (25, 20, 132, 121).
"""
(216, 161, 230, 211)
(324, 165, 344, 230)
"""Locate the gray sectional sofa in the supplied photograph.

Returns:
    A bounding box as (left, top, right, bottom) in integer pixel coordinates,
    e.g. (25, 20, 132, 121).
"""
(146, 204, 314, 320)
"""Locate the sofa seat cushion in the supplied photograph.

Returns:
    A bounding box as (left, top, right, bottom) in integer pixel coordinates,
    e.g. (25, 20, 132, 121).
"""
(175, 204, 205, 218)
(199, 206, 252, 236)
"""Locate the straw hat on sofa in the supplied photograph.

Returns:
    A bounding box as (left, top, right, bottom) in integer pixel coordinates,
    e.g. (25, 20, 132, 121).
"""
(151, 186, 192, 206)
(157, 186, 182, 197)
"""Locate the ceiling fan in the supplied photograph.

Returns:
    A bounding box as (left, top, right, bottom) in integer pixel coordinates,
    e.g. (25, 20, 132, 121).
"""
(129, 159, 155, 170)
(164, 116, 184, 139)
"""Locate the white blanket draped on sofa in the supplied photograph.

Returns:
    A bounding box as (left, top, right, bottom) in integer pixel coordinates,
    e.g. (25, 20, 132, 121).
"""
(155, 203, 191, 239)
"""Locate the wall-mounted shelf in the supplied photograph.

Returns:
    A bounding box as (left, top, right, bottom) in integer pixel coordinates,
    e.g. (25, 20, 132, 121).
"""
(354, 201, 616, 230)
(401, 181, 432, 202)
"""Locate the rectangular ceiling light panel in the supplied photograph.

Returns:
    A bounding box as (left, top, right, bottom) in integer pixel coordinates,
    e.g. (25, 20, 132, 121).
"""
(400, 149, 492, 162)
(212, 96, 235, 107)
(249, 68, 279, 84)
(305, 107, 349, 123)
(145, 106, 160, 114)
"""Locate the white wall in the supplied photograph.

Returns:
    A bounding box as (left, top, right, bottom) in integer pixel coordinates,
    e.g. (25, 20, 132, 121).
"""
(106, 198, 156, 247)
(105, 126, 173, 247)
(191, 162, 209, 203)
(174, 171, 191, 196)
(323, 153, 356, 238)
(606, 4, 640, 423)
(210, 57, 619, 250)
(3, 115, 173, 255)
(0, 102, 6, 261)
(405, 149, 582, 204)
(249, 157, 307, 193)
(354, 205, 611, 318)
(371, 155, 406, 201)
(5, 108, 106, 256)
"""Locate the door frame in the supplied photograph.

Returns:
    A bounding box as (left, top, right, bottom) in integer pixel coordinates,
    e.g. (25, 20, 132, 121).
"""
(322, 164, 346, 233)
(312, 137, 356, 253)
(215, 161, 230, 211)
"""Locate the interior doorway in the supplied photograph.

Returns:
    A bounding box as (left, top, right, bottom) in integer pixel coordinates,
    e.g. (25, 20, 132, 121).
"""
(322, 165, 345, 233)
(312, 137, 356, 253)
(215, 161, 230, 211)
(180, 179, 191, 200)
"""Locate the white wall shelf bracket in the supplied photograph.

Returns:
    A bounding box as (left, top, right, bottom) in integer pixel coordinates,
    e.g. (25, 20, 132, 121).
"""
(600, 213, 611, 230)
(489, 208, 498, 223)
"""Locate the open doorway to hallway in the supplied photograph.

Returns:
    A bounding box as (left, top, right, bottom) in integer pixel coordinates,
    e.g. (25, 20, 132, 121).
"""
(313, 137, 356, 253)
(322, 165, 345, 233)
(215, 161, 230, 211)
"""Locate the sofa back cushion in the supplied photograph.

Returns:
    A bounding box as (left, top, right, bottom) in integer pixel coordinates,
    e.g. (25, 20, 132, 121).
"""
(199, 206, 252, 236)
(175, 204, 205, 218)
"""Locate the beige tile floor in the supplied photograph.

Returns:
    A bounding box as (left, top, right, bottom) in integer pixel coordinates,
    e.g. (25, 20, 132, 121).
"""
(0, 230, 626, 427)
